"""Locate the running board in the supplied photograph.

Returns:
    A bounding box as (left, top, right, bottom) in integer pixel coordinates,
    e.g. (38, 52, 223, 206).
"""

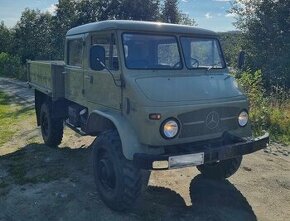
(65, 121, 87, 136)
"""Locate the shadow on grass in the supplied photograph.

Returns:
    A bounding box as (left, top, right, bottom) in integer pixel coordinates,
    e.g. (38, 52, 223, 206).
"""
(0, 107, 34, 121)
(0, 81, 34, 107)
(0, 143, 91, 188)
(0, 143, 256, 221)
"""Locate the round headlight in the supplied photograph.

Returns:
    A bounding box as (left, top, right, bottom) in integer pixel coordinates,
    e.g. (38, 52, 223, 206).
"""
(238, 111, 248, 127)
(161, 119, 179, 139)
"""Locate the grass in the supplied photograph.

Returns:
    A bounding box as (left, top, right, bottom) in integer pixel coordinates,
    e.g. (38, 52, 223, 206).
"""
(236, 70, 290, 145)
(0, 91, 34, 146)
(267, 103, 290, 144)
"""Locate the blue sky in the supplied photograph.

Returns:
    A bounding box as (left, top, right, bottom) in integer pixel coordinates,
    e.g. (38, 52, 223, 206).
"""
(0, 0, 236, 31)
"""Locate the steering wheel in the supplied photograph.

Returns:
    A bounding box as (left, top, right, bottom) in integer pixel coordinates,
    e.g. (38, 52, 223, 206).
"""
(173, 61, 181, 68)
(173, 58, 199, 69)
(190, 58, 199, 68)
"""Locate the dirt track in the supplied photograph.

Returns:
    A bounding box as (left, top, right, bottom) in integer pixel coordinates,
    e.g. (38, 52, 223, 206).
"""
(0, 77, 289, 221)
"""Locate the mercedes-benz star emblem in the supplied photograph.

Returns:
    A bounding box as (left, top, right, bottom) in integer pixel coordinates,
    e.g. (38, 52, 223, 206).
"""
(205, 111, 220, 129)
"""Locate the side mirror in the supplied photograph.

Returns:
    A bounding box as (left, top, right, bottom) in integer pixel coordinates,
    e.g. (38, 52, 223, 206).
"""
(90, 45, 106, 71)
(237, 51, 245, 69)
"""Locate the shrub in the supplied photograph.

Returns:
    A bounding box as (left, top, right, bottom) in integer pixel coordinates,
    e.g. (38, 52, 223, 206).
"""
(235, 70, 290, 144)
(0, 52, 26, 80)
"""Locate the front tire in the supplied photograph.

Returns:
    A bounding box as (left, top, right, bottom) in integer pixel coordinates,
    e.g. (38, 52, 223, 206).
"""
(197, 156, 242, 179)
(92, 130, 144, 211)
(40, 102, 63, 147)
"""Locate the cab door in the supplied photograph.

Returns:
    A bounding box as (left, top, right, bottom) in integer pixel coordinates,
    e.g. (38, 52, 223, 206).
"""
(65, 35, 85, 104)
(84, 32, 121, 110)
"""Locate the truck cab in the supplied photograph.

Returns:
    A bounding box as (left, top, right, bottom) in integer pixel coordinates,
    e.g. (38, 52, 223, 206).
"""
(28, 20, 269, 211)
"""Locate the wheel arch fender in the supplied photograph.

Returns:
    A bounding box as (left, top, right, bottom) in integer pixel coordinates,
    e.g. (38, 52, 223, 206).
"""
(86, 110, 143, 160)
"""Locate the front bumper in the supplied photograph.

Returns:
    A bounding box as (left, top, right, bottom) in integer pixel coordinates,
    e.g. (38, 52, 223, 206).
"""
(133, 132, 269, 170)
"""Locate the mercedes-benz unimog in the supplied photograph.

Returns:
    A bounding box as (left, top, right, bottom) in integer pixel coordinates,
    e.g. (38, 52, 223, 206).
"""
(27, 20, 269, 211)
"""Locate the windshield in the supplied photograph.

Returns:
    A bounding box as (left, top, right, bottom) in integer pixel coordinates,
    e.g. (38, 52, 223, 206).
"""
(180, 37, 225, 69)
(122, 33, 182, 69)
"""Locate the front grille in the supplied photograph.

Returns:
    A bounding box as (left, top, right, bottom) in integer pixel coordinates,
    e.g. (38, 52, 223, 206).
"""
(178, 107, 240, 138)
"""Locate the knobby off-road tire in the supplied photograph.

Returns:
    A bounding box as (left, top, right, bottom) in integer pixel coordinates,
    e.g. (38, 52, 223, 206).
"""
(197, 156, 242, 179)
(40, 102, 63, 147)
(92, 130, 144, 211)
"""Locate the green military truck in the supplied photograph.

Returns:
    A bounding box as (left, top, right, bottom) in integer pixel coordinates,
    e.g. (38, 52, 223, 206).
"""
(27, 20, 269, 211)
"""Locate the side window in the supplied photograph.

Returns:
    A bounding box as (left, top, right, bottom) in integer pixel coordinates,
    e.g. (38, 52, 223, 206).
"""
(67, 39, 83, 67)
(91, 33, 119, 70)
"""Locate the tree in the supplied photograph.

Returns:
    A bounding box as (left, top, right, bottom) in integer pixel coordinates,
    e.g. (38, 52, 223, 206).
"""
(116, 0, 160, 21)
(231, 0, 290, 89)
(14, 9, 53, 63)
(70, 0, 162, 22)
(0, 21, 13, 53)
(179, 13, 196, 26)
(54, 0, 78, 29)
(161, 0, 196, 25)
(95, 0, 119, 21)
(219, 31, 243, 68)
(161, 0, 180, 24)
(75, 0, 99, 24)
(52, 0, 78, 59)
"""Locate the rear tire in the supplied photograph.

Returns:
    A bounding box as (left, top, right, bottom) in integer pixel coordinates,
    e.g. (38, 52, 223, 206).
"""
(40, 102, 63, 147)
(197, 156, 242, 179)
(92, 130, 145, 211)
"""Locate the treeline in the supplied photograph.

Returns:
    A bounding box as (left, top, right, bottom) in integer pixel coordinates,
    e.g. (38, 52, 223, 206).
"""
(0, 0, 194, 67)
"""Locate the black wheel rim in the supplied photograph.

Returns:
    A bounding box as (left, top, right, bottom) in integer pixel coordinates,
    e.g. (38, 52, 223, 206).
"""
(41, 113, 49, 137)
(97, 152, 116, 191)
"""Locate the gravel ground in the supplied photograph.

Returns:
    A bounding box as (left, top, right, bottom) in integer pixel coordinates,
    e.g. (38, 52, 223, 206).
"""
(0, 77, 289, 221)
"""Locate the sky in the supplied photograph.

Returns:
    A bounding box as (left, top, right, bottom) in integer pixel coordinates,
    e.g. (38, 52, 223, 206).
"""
(0, 0, 236, 32)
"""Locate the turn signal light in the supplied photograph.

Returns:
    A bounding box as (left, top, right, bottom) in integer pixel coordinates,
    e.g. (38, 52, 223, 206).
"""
(149, 113, 162, 120)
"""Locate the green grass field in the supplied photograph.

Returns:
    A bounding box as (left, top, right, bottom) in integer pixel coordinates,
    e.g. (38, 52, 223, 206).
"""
(0, 91, 34, 146)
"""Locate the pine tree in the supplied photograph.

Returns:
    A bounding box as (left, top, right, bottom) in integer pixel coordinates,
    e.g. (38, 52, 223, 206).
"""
(161, 0, 180, 24)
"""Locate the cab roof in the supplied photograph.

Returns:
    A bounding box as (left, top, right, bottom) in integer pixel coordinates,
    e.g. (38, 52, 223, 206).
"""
(66, 20, 217, 37)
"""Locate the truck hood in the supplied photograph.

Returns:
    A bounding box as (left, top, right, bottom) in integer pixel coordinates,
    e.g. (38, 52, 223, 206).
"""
(135, 74, 243, 102)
